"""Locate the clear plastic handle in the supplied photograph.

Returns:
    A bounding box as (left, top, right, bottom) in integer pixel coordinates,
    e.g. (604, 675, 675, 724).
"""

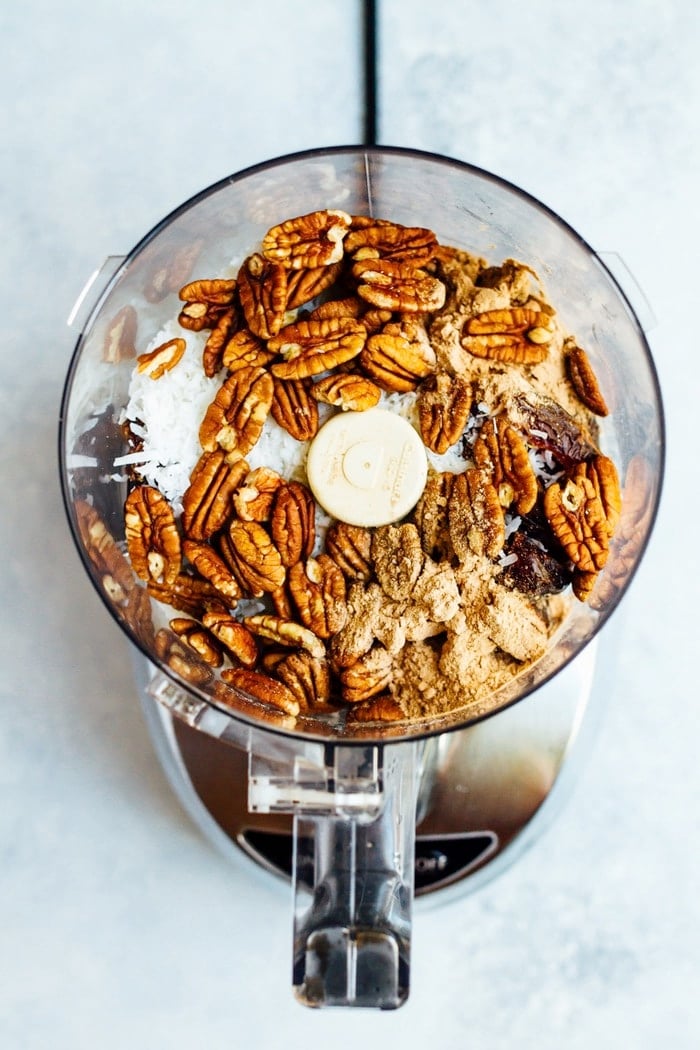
(249, 739, 421, 1009)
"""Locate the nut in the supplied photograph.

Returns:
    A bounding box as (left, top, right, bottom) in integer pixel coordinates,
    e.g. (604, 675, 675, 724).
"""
(353, 258, 446, 312)
(371, 524, 424, 600)
(268, 317, 367, 380)
(543, 455, 621, 572)
(344, 220, 438, 266)
(461, 308, 555, 364)
(243, 614, 327, 661)
(223, 519, 286, 595)
(201, 610, 259, 667)
(472, 415, 538, 515)
(220, 666, 299, 716)
(179, 278, 237, 306)
(147, 572, 230, 618)
(325, 521, 373, 581)
(232, 466, 284, 522)
(417, 372, 472, 454)
(412, 471, 455, 559)
(447, 468, 505, 561)
(182, 539, 243, 604)
(274, 651, 332, 713)
(287, 555, 348, 638)
(181, 449, 249, 540)
(169, 617, 225, 667)
(221, 328, 276, 373)
(143, 239, 204, 303)
(286, 261, 343, 309)
(124, 484, 181, 586)
(261, 209, 352, 270)
(270, 481, 316, 568)
(202, 309, 239, 378)
(360, 320, 436, 392)
(310, 373, 381, 412)
(566, 343, 609, 416)
(270, 377, 319, 441)
(154, 628, 214, 687)
(339, 646, 393, 703)
(74, 500, 135, 603)
(103, 305, 137, 363)
(346, 694, 405, 724)
(309, 295, 364, 322)
(236, 253, 288, 339)
(198, 365, 274, 455)
(136, 337, 186, 380)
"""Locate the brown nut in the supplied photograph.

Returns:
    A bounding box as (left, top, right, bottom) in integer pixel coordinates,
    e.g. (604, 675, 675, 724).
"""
(339, 646, 394, 703)
(270, 377, 319, 441)
(243, 614, 327, 661)
(566, 343, 609, 416)
(447, 468, 505, 561)
(461, 308, 554, 364)
(310, 373, 382, 412)
(285, 261, 343, 309)
(181, 450, 249, 540)
(183, 539, 243, 604)
(270, 481, 316, 568)
(261, 209, 352, 270)
(201, 610, 259, 667)
(136, 337, 186, 380)
(472, 415, 538, 515)
(143, 239, 204, 303)
(220, 666, 299, 716)
(236, 253, 288, 339)
(178, 279, 237, 306)
(224, 519, 286, 595)
(169, 617, 225, 668)
(346, 694, 405, 724)
(417, 372, 472, 454)
(124, 485, 181, 586)
(221, 328, 276, 372)
(352, 258, 446, 312)
(147, 572, 231, 618)
(232, 466, 285, 522)
(274, 651, 332, 713)
(324, 521, 373, 582)
(198, 365, 274, 455)
(268, 317, 367, 380)
(543, 454, 621, 573)
(412, 471, 456, 560)
(103, 305, 137, 363)
(74, 500, 135, 602)
(202, 309, 239, 378)
(360, 319, 436, 392)
(371, 524, 424, 601)
(344, 220, 438, 266)
(287, 555, 348, 639)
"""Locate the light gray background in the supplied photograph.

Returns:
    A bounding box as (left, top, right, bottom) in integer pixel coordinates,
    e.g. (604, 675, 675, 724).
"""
(1, 2, 698, 1047)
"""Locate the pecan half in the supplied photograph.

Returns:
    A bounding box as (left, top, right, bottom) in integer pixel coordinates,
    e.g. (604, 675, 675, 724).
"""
(309, 295, 364, 322)
(243, 614, 327, 661)
(261, 209, 352, 270)
(566, 343, 609, 416)
(268, 317, 367, 380)
(543, 455, 621, 572)
(270, 481, 316, 567)
(346, 694, 405, 723)
(288, 556, 348, 638)
(201, 610, 259, 667)
(344, 220, 438, 266)
(198, 365, 274, 455)
(286, 261, 343, 309)
(220, 666, 299, 716)
(124, 485, 181, 586)
(75, 500, 135, 603)
(339, 646, 394, 703)
(447, 468, 505, 560)
(360, 320, 436, 392)
(221, 331, 274, 375)
(417, 372, 472, 454)
(136, 337, 186, 380)
(236, 253, 288, 339)
(353, 258, 446, 312)
(223, 519, 286, 595)
(461, 308, 555, 364)
(274, 651, 332, 713)
(179, 278, 237, 306)
(325, 521, 373, 581)
(270, 377, 319, 441)
(203, 309, 239, 377)
(181, 450, 248, 540)
(371, 524, 424, 600)
(472, 415, 538, 515)
(183, 539, 243, 604)
(169, 617, 225, 667)
(310, 373, 381, 412)
(232, 466, 284, 522)
(147, 572, 229, 618)
(103, 305, 137, 363)
(154, 628, 213, 687)
(412, 471, 456, 559)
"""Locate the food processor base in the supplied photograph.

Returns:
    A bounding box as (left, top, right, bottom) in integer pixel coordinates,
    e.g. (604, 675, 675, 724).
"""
(134, 640, 599, 901)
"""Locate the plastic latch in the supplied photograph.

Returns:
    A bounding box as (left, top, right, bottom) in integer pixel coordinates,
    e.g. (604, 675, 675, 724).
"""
(596, 250, 657, 333)
(67, 255, 126, 331)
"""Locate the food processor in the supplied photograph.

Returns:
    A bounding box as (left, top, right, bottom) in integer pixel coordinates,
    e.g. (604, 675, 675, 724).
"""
(59, 146, 664, 1009)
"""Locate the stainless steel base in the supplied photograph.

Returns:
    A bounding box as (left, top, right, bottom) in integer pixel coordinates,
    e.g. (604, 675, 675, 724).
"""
(137, 638, 599, 901)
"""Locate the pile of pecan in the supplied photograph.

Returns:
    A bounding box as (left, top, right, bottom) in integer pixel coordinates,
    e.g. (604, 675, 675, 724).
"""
(118, 208, 621, 725)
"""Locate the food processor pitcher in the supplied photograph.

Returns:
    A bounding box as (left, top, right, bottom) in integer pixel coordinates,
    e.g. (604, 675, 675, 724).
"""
(59, 146, 664, 1009)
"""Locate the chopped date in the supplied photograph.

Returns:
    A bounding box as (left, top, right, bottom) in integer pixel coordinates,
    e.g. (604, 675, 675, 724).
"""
(501, 530, 571, 596)
(516, 395, 597, 469)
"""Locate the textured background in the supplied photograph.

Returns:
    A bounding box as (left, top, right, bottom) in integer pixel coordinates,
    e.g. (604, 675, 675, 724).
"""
(1, 1, 698, 1046)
